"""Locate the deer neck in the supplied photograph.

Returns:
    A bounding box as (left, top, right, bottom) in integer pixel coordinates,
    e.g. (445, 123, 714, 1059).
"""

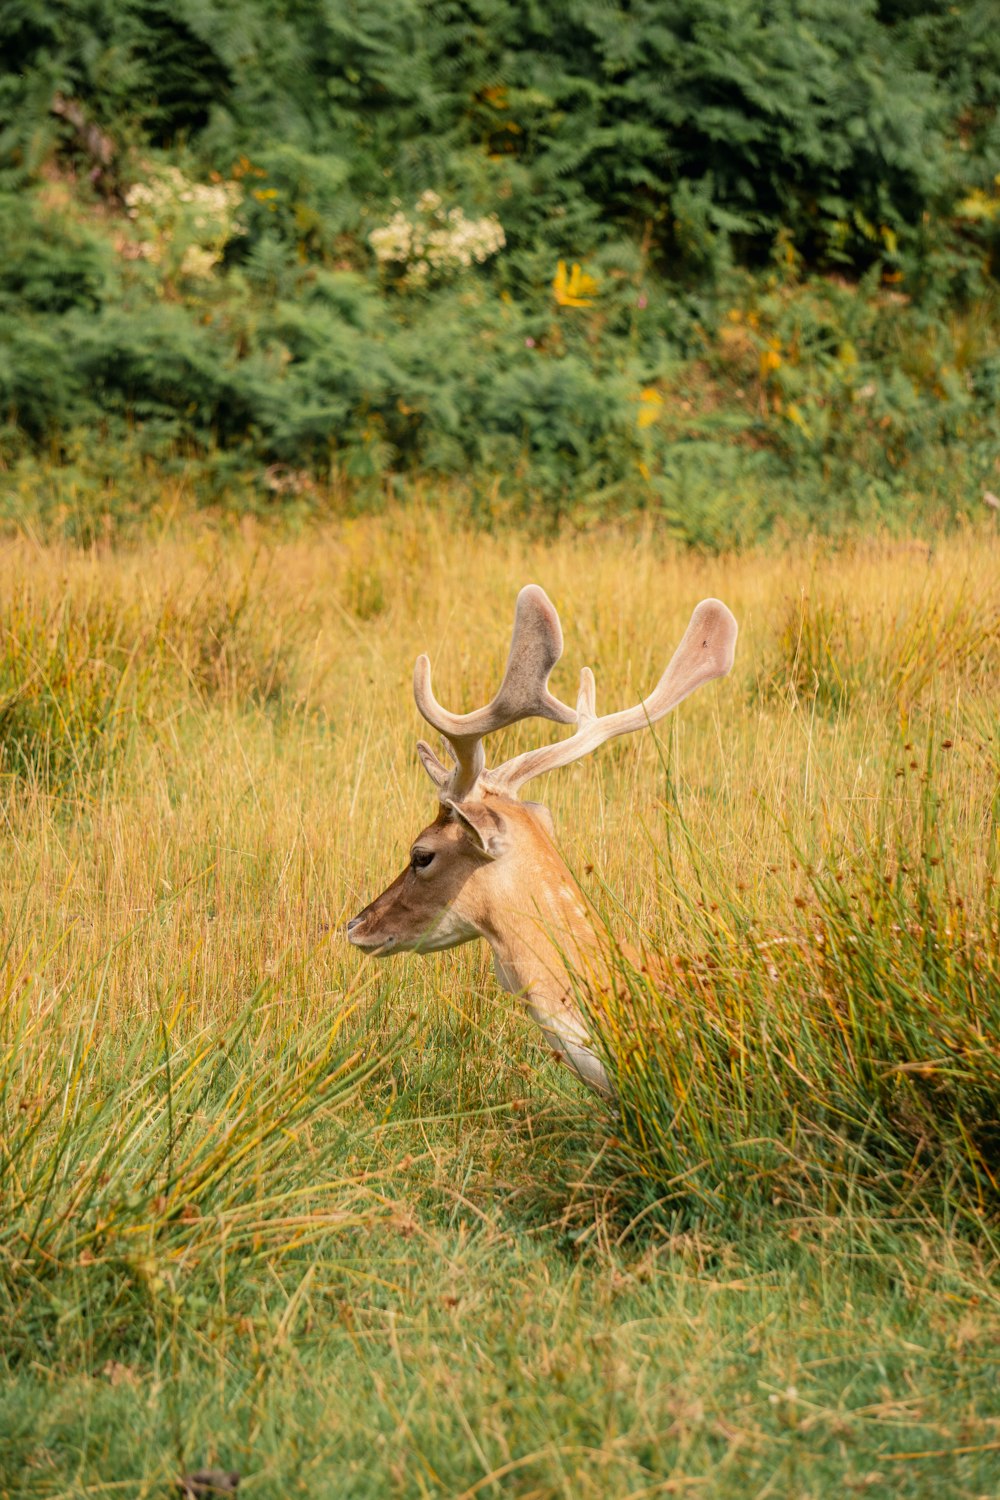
(476, 841, 613, 1096)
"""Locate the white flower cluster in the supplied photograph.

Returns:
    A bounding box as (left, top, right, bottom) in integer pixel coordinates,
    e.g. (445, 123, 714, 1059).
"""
(369, 190, 505, 282)
(124, 165, 245, 279)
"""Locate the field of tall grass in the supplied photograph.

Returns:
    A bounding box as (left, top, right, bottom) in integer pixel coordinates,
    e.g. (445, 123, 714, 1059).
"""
(1, 496, 999, 1497)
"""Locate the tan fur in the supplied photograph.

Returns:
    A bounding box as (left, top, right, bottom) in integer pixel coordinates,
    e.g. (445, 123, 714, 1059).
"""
(347, 792, 614, 1092)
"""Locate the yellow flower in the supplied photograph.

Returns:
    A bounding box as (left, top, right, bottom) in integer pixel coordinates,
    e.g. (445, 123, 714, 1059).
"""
(784, 403, 811, 436)
(955, 188, 1000, 222)
(637, 388, 664, 430)
(553, 260, 598, 307)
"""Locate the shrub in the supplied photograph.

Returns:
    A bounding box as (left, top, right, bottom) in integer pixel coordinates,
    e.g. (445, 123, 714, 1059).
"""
(1, 0, 998, 535)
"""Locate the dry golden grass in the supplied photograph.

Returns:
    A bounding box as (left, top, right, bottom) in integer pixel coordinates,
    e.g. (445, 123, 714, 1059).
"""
(2, 513, 997, 1004)
(2, 510, 999, 1496)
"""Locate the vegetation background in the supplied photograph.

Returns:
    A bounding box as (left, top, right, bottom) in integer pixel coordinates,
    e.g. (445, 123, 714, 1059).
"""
(1, 3, 999, 1497)
(2, 0, 1000, 537)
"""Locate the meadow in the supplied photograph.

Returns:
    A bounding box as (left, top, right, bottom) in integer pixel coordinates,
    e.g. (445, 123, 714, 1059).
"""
(1, 497, 998, 1497)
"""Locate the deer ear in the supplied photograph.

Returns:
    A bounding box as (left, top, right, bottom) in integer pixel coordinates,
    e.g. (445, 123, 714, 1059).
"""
(523, 800, 556, 838)
(444, 799, 508, 859)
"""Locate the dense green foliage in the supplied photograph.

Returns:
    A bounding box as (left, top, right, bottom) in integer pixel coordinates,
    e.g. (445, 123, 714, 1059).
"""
(1, 1, 999, 530)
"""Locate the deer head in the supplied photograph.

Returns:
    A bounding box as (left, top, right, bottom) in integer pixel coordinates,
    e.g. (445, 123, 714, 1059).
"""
(348, 586, 737, 1094)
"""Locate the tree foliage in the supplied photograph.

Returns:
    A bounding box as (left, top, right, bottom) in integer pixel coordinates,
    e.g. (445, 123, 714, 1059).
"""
(0, 1, 997, 526)
(4, 1, 998, 260)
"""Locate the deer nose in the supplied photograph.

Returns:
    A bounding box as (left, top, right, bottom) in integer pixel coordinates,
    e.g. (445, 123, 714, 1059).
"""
(346, 916, 364, 935)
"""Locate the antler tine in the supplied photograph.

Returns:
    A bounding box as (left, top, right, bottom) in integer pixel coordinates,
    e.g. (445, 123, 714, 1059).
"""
(488, 599, 738, 794)
(414, 584, 578, 800)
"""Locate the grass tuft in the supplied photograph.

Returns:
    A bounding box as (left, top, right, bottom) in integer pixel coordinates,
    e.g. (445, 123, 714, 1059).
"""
(589, 745, 1000, 1231)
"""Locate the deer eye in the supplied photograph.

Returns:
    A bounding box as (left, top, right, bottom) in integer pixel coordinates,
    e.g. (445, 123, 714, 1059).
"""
(411, 849, 435, 871)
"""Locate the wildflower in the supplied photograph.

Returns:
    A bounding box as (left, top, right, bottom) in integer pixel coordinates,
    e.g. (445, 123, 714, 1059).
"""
(553, 260, 598, 308)
(180, 245, 220, 279)
(122, 162, 244, 276)
(637, 388, 663, 430)
(760, 338, 782, 376)
(369, 194, 505, 284)
(955, 188, 1000, 223)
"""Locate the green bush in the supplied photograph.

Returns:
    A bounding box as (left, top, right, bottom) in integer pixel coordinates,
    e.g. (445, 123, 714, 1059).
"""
(5, 1, 998, 267)
(0, 3, 998, 530)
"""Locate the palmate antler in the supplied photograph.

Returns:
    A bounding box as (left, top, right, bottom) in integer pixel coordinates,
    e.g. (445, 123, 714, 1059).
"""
(414, 586, 737, 801)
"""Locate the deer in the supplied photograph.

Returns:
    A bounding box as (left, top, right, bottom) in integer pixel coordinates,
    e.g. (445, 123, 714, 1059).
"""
(347, 586, 737, 1097)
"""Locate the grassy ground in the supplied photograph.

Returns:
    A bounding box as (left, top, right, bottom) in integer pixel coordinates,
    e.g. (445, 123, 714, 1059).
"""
(1, 503, 999, 1497)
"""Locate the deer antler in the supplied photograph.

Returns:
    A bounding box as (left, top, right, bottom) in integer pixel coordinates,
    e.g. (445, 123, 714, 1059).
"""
(413, 589, 737, 801)
(414, 584, 577, 800)
(484, 597, 737, 795)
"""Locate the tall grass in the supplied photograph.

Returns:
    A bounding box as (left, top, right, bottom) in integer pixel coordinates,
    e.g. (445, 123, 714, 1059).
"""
(0, 926, 396, 1360)
(579, 570, 1000, 1229)
(1, 501, 999, 1493)
(589, 743, 999, 1229)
